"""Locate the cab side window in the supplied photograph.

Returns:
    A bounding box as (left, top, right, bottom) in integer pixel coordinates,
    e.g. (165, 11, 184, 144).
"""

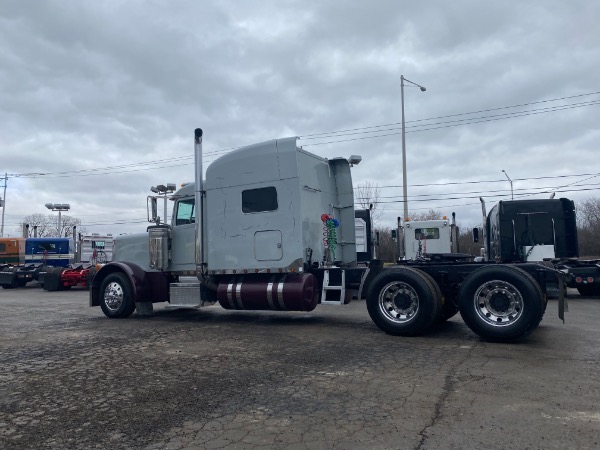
(176, 198, 195, 226)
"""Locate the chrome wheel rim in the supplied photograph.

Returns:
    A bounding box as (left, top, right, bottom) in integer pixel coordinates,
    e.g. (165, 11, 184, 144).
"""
(474, 280, 523, 327)
(103, 281, 124, 312)
(378, 281, 419, 323)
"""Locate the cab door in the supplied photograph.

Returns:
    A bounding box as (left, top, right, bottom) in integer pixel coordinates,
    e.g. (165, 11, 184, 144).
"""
(170, 197, 196, 271)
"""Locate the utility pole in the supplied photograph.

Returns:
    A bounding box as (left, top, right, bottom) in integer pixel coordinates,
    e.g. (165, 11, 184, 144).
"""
(502, 170, 514, 200)
(400, 75, 426, 223)
(0, 173, 7, 237)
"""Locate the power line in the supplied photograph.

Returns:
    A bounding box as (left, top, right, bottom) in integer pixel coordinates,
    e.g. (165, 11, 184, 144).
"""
(361, 185, 600, 206)
(301, 99, 600, 141)
(355, 181, 600, 202)
(10, 146, 240, 179)
(7, 90, 600, 179)
(302, 100, 600, 146)
(299, 90, 600, 138)
(355, 172, 600, 190)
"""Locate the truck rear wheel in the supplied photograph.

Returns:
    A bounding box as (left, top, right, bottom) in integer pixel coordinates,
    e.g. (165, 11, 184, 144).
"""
(43, 268, 64, 292)
(458, 265, 544, 342)
(366, 268, 442, 336)
(99, 273, 136, 318)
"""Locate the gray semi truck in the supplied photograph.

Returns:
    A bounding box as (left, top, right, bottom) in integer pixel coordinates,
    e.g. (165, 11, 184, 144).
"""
(90, 128, 565, 342)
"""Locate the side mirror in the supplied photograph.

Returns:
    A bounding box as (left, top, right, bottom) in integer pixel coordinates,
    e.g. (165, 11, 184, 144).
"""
(391, 229, 397, 240)
(375, 231, 380, 246)
(147, 197, 160, 224)
(152, 198, 158, 221)
(472, 227, 479, 243)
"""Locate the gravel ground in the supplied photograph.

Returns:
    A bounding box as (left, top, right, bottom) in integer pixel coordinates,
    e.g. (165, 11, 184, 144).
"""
(1, 285, 599, 449)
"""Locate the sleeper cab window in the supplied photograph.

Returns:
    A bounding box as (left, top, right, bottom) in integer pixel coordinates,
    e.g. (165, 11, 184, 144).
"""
(176, 198, 195, 226)
(242, 187, 278, 213)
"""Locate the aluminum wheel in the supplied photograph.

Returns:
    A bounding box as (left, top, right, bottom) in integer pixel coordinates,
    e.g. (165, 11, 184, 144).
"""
(378, 281, 419, 323)
(473, 280, 523, 327)
(103, 281, 124, 312)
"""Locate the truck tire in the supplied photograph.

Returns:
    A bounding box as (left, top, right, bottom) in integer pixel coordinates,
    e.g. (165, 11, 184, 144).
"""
(43, 271, 63, 291)
(1, 267, 17, 289)
(458, 265, 545, 342)
(99, 272, 136, 318)
(366, 267, 442, 336)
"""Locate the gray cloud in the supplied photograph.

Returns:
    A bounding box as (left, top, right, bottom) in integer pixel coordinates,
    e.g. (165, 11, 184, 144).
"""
(1, 0, 599, 236)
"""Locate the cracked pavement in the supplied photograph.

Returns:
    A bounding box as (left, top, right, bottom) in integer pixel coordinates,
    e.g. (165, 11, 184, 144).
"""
(1, 286, 599, 449)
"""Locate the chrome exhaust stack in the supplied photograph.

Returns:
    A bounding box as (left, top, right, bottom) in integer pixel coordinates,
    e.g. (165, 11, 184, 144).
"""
(194, 128, 206, 277)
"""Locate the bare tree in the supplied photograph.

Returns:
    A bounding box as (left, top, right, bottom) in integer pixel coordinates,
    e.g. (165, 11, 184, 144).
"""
(407, 209, 443, 221)
(577, 197, 600, 257)
(374, 226, 396, 263)
(354, 181, 382, 227)
(58, 215, 86, 238)
(577, 197, 600, 229)
(17, 213, 52, 237)
(456, 223, 483, 256)
(17, 214, 86, 238)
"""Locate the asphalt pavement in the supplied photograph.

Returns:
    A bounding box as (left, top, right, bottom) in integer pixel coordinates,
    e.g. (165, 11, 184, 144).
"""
(1, 285, 599, 449)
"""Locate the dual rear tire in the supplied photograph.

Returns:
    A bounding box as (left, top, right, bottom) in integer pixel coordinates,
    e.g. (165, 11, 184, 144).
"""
(457, 265, 545, 342)
(367, 265, 545, 342)
(366, 267, 442, 336)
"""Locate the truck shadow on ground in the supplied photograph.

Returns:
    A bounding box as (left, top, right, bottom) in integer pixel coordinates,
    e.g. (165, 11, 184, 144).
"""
(119, 305, 480, 342)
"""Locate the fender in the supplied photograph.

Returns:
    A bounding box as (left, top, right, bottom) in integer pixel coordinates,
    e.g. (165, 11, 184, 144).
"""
(89, 262, 170, 306)
(358, 259, 384, 300)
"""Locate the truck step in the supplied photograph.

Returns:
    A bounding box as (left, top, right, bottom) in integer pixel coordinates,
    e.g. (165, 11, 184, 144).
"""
(320, 268, 346, 305)
(168, 282, 203, 308)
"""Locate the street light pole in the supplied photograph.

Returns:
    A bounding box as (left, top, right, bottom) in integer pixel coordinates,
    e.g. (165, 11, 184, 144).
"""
(45, 203, 71, 236)
(401, 75, 426, 223)
(502, 170, 514, 200)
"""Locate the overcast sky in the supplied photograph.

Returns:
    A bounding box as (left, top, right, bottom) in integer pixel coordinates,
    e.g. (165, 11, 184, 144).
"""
(1, 0, 599, 238)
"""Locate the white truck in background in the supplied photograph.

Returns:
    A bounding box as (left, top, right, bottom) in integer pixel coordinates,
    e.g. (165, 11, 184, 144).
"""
(78, 234, 114, 264)
(396, 215, 462, 261)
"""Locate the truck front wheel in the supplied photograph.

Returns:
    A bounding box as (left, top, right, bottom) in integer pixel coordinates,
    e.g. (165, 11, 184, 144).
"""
(366, 268, 442, 336)
(99, 273, 136, 318)
(458, 266, 544, 342)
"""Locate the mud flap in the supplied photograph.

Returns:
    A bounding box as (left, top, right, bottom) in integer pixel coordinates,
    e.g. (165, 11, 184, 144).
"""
(558, 274, 568, 323)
